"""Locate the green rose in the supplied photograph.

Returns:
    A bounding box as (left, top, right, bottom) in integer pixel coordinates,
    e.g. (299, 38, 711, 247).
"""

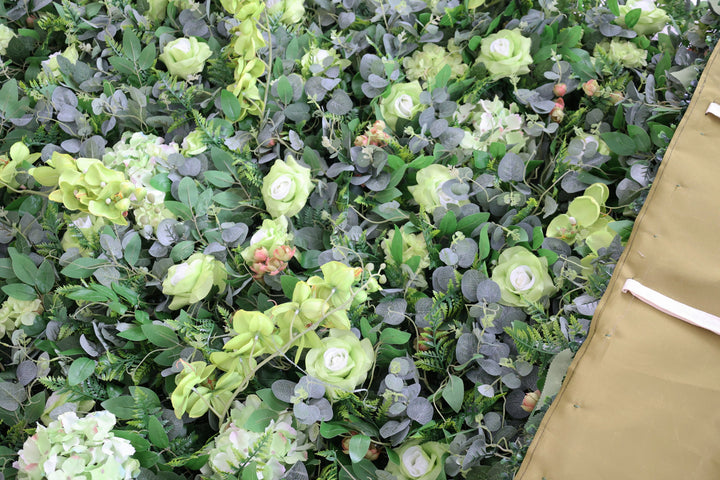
(159, 37, 212, 79)
(385, 441, 448, 480)
(145, 0, 169, 21)
(617, 0, 669, 35)
(408, 164, 466, 212)
(0, 24, 15, 56)
(261, 156, 314, 218)
(267, 0, 305, 24)
(379, 81, 423, 131)
(596, 39, 647, 69)
(477, 29, 533, 80)
(162, 252, 227, 309)
(491, 246, 557, 307)
(305, 329, 374, 399)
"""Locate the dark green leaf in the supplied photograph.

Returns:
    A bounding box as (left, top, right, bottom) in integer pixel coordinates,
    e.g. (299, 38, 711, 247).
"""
(123, 232, 141, 266)
(61, 258, 107, 279)
(178, 177, 199, 208)
(607, 0, 619, 15)
(320, 421, 351, 439)
(150, 173, 172, 193)
(439, 210, 457, 236)
(624, 8, 642, 29)
(628, 125, 652, 152)
(457, 213, 490, 236)
(221, 89, 243, 122)
(1, 283, 36, 301)
(117, 326, 146, 341)
(204, 170, 235, 188)
(390, 225, 403, 265)
(477, 224, 491, 260)
(138, 43, 156, 70)
(170, 241, 195, 262)
(281, 275, 300, 299)
(36, 261, 55, 294)
(276, 76, 293, 104)
(164, 200, 193, 219)
(101, 395, 136, 419)
(148, 415, 170, 449)
(141, 324, 179, 348)
(68, 358, 96, 386)
(123, 29, 142, 61)
(599, 132, 637, 156)
(379, 328, 411, 345)
(8, 247, 37, 286)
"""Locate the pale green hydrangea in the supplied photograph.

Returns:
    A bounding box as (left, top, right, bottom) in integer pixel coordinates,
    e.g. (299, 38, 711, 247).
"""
(0, 297, 42, 339)
(595, 39, 647, 69)
(14, 411, 140, 480)
(458, 96, 526, 153)
(300, 46, 351, 77)
(402, 42, 467, 83)
(202, 395, 311, 480)
(0, 24, 15, 56)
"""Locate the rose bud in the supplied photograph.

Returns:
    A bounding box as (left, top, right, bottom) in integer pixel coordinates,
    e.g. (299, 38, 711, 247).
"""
(608, 90, 624, 105)
(553, 83, 567, 97)
(582, 79, 600, 97)
(550, 98, 565, 123)
(521, 389, 541, 412)
(354, 135, 369, 147)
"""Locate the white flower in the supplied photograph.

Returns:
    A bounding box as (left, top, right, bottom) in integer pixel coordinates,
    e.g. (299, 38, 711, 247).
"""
(509, 266, 536, 292)
(323, 347, 350, 372)
(489, 38, 512, 57)
(269, 175, 293, 200)
(402, 446, 431, 478)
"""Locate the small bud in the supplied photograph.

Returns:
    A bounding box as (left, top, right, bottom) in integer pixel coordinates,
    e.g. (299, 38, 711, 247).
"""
(553, 83, 567, 97)
(582, 79, 600, 97)
(354, 135, 369, 147)
(521, 389, 541, 412)
(253, 247, 269, 262)
(608, 90, 624, 105)
(550, 98, 565, 123)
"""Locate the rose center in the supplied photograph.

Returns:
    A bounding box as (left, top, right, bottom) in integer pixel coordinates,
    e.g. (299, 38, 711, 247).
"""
(489, 38, 512, 58)
(509, 265, 536, 292)
(250, 229, 267, 245)
(174, 38, 192, 54)
(170, 263, 191, 286)
(402, 446, 431, 478)
(634, 0, 655, 12)
(395, 94, 415, 118)
(323, 347, 349, 372)
(270, 175, 293, 200)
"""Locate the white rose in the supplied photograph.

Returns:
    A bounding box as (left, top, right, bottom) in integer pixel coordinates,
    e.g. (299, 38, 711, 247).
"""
(269, 175, 294, 200)
(489, 38, 512, 58)
(394, 94, 416, 119)
(509, 265, 536, 292)
(323, 347, 350, 372)
(402, 446, 431, 478)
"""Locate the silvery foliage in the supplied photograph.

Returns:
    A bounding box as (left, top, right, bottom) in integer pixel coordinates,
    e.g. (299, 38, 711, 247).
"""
(584, 6, 637, 38)
(413, 88, 465, 153)
(445, 432, 488, 476)
(359, 54, 401, 98)
(272, 376, 333, 425)
(378, 357, 432, 446)
(341, 145, 392, 192)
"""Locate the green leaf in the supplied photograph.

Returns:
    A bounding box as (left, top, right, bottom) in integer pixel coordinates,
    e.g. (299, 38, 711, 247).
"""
(649, 122, 674, 147)
(655, 52, 672, 88)
(281, 275, 300, 299)
(532, 226, 544, 250)
(123, 28, 142, 61)
(244, 408, 276, 433)
(432, 65, 452, 90)
(164, 200, 192, 219)
(349, 434, 372, 463)
(117, 326, 146, 341)
(387, 165, 407, 190)
(320, 421, 351, 439)
(101, 395, 136, 419)
(115, 430, 151, 451)
(221, 89, 243, 122)
(66, 288, 112, 303)
(390, 225, 404, 265)
(177, 177, 199, 208)
(537, 248, 559, 265)
(150, 173, 172, 193)
(0, 258, 17, 280)
(457, 212, 490, 236)
(351, 459, 378, 480)
(8, 247, 38, 286)
(439, 210, 457, 236)
(360, 317, 377, 344)
(624, 8, 642, 29)
(68, 358, 96, 386)
(627, 125, 652, 152)
(477, 224, 491, 260)
(138, 43, 156, 70)
(108, 56, 135, 76)
(141, 324, 179, 348)
(607, 0, 619, 15)
(599, 132, 637, 156)
(148, 415, 170, 449)
(468, 35, 483, 51)
(123, 232, 141, 266)
(276, 75, 293, 104)
(408, 155, 434, 170)
(112, 283, 139, 305)
(1, 283, 36, 301)
(61, 258, 107, 279)
(36, 261, 55, 294)
(204, 170, 235, 188)
(379, 328, 411, 345)
(442, 375, 464, 412)
(170, 241, 195, 262)
(242, 462, 259, 480)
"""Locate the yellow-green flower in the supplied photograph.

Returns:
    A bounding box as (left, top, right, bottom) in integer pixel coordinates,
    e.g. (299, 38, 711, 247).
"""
(477, 29, 533, 80)
(0, 24, 15, 56)
(385, 441, 448, 480)
(261, 156, 314, 218)
(159, 37, 212, 79)
(617, 0, 669, 35)
(0, 297, 42, 339)
(305, 329, 374, 399)
(379, 81, 423, 131)
(408, 164, 466, 212)
(491, 247, 557, 307)
(381, 228, 431, 272)
(162, 252, 227, 310)
(0, 142, 39, 189)
(267, 0, 305, 24)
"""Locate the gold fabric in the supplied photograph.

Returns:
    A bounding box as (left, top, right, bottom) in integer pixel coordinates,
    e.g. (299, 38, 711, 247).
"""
(516, 46, 720, 479)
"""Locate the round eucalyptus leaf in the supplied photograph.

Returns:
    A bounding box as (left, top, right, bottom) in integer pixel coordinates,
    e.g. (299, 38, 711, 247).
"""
(327, 90, 353, 115)
(432, 266, 458, 293)
(384, 374, 404, 392)
(501, 372, 522, 389)
(380, 418, 412, 438)
(454, 238, 478, 268)
(515, 361, 534, 377)
(461, 270, 483, 302)
(407, 397, 434, 424)
(439, 248, 459, 266)
(456, 333, 478, 365)
(498, 153, 526, 182)
(477, 384, 495, 398)
(476, 279, 501, 304)
(16, 361, 37, 387)
(483, 411, 502, 432)
(272, 380, 296, 403)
